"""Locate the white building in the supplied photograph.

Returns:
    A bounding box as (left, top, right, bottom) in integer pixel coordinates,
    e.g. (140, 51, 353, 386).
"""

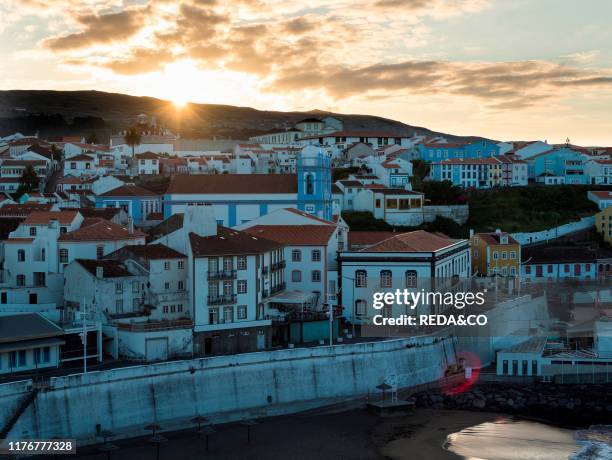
(338, 230, 471, 324)
(64, 154, 97, 177)
(585, 159, 612, 185)
(135, 151, 161, 175)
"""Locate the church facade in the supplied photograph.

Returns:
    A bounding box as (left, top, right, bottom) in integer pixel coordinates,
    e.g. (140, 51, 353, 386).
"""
(163, 146, 333, 227)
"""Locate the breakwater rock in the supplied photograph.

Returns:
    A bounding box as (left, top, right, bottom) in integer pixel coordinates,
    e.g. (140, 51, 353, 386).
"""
(410, 383, 612, 426)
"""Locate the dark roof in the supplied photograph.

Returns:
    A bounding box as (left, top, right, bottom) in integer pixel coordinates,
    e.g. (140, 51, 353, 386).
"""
(348, 231, 398, 249)
(147, 213, 184, 241)
(522, 246, 598, 264)
(190, 227, 283, 257)
(359, 230, 460, 252)
(135, 151, 160, 160)
(296, 117, 323, 123)
(100, 185, 158, 197)
(59, 218, 145, 241)
(339, 180, 363, 187)
(28, 144, 53, 159)
(106, 244, 186, 260)
(166, 174, 298, 194)
(76, 207, 122, 220)
(75, 259, 134, 278)
(243, 225, 335, 246)
(477, 232, 520, 246)
(68, 154, 95, 161)
(0, 313, 64, 344)
(375, 188, 423, 196)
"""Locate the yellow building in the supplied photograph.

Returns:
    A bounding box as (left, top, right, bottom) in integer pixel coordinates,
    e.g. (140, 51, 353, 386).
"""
(471, 230, 521, 276)
(596, 207, 612, 245)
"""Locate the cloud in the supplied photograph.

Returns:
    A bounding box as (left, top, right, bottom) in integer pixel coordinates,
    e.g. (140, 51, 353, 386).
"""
(270, 60, 612, 109)
(44, 6, 149, 50)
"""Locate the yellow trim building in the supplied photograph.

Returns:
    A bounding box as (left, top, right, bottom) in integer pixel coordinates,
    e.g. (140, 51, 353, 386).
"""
(596, 207, 612, 245)
(471, 230, 521, 276)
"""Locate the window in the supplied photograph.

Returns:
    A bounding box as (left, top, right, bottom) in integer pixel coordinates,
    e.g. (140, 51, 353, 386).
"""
(405, 270, 417, 288)
(178, 280, 185, 290)
(164, 261, 170, 270)
(237, 305, 247, 320)
(209, 308, 219, 324)
(306, 173, 314, 194)
(510, 267, 516, 275)
(223, 307, 233, 323)
(177, 304, 183, 313)
(375, 199, 381, 208)
(311, 250, 321, 262)
(59, 248, 68, 263)
(165, 282, 171, 290)
(208, 282, 218, 297)
(115, 282, 123, 293)
(96, 245, 104, 259)
(386, 199, 397, 209)
(178, 260, 184, 269)
(355, 299, 367, 316)
(525, 266, 531, 275)
(380, 270, 392, 288)
(292, 249, 301, 262)
(223, 257, 233, 271)
(493, 252, 499, 260)
(132, 281, 139, 293)
(116, 299, 123, 312)
(501, 251, 507, 260)
(355, 270, 367, 287)
(292, 270, 301, 282)
(16, 275, 25, 286)
(547, 265, 553, 274)
(237, 256, 247, 270)
(237, 280, 247, 294)
(29, 227, 37, 236)
(510, 251, 516, 259)
(17, 249, 25, 262)
(223, 280, 233, 295)
(311, 270, 321, 282)
(163, 305, 168, 313)
(19, 350, 26, 366)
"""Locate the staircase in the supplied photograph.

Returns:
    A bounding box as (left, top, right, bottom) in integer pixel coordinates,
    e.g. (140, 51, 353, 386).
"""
(0, 388, 40, 439)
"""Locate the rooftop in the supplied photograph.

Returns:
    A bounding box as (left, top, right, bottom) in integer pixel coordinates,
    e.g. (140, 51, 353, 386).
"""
(359, 230, 461, 253)
(100, 185, 158, 197)
(522, 245, 598, 264)
(189, 227, 283, 257)
(76, 259, 134, 278)
(23, 210, 80, 225)
(476, 232, 520, 246)
(166, 174, 298, 194)
(59, 218, 144, 241)
(106, 243, 186, 260)
(243, 225, 336, 246)
(0, 313, 64, 344)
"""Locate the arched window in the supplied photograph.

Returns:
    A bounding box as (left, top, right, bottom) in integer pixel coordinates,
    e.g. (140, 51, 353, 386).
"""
(291, 270, 301, 282)
(355, 299, 367, 317)
(406, 270, 417, 288)
(17, 249, 25, 262)
(355, 270, 367, 288)
(306, 174, 314, 195)
(380, 270, 392, 288)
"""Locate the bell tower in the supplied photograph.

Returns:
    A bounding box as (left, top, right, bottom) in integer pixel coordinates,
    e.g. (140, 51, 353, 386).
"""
(297, 145, 332, 220)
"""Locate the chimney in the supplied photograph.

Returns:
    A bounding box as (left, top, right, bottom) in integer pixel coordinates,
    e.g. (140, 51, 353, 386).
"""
(127, 216, 134, 235)
(495, 228, 501, 235)
(96, 266, 103, 278)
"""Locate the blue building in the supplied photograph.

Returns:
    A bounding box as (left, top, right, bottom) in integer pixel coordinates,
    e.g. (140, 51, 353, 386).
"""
(529, 147, 587, 185)
(162, 146, 333, 225)
(297, 145, 333, 221)
(95, 185, 161, 224)
(418, 140, 500, 162)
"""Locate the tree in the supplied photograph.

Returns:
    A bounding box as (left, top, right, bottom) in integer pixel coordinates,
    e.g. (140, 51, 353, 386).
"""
(124, 128, 142, 160)
(17, 165, 40, 196)
(50, 144, 62, 162)
(86, 132, 98, 144)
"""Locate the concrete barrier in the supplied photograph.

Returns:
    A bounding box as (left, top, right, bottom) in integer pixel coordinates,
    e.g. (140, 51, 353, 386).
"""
(6, 337, 450, 443)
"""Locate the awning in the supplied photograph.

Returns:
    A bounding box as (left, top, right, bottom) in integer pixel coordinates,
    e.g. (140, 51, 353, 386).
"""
(0, 337, 65, 353)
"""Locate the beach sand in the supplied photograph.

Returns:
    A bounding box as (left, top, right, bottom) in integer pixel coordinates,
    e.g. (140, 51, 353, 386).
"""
(376, 409, 498, 460)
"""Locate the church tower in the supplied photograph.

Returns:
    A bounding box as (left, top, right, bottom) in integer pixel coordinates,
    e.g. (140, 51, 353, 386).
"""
(297, 145, 332, 221)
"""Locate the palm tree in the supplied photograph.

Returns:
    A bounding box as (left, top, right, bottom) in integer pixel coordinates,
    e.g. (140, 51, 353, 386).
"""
(124, 127, 142, 160)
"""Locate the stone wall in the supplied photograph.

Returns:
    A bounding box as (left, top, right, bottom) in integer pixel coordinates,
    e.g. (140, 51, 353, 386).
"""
(4, 337, 451, 444)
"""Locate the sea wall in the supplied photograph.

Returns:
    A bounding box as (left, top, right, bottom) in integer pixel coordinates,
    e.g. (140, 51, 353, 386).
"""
(5, 337, 451, 443)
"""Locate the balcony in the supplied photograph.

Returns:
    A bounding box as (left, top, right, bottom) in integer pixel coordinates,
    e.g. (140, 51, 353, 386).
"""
(149, 291, 188, 303)
(207, 269, 237, 281)
(262, 266, 269, 275)
(271, 260, 286, 271)
(207, 294, 237, 306)
(270, 282, 286, 295)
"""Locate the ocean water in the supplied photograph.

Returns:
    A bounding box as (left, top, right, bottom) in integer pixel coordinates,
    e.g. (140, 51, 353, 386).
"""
(444, 418, 612, 460)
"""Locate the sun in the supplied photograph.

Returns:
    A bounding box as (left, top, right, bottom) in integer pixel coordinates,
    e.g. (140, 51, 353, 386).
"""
(172, 96, 188, 108)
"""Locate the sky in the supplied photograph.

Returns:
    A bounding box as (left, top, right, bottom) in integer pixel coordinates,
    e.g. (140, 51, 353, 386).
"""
(1, 0, 611, 145)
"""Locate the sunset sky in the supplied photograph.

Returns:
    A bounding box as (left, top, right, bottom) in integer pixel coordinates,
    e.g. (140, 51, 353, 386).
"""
(1, 0, 611, 144)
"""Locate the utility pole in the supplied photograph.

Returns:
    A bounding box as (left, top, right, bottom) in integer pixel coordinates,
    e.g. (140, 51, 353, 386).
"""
(81, 298, 88, 374)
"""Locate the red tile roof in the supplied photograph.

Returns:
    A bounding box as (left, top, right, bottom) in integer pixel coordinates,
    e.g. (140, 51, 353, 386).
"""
(284, 208, 337, 225)
(76, 259, 134, 278)
(135, 151, 160, 160)
(360, 230, 460, 252)
(348, 231, 398, 248)
(0, 203, 53, 217)
(475, 232, 520, 246)
(59, 219, 144, 241)
(244, 225, 335, 246)
(2, 159, 47, 167)
(100, 185, 158, 197)
(68, 154, 95, 162)
(590, 191, 612, 200)
(189, 227, 283, 256)
(24, 210, 80, 225)
(166, 174, 298, 194)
